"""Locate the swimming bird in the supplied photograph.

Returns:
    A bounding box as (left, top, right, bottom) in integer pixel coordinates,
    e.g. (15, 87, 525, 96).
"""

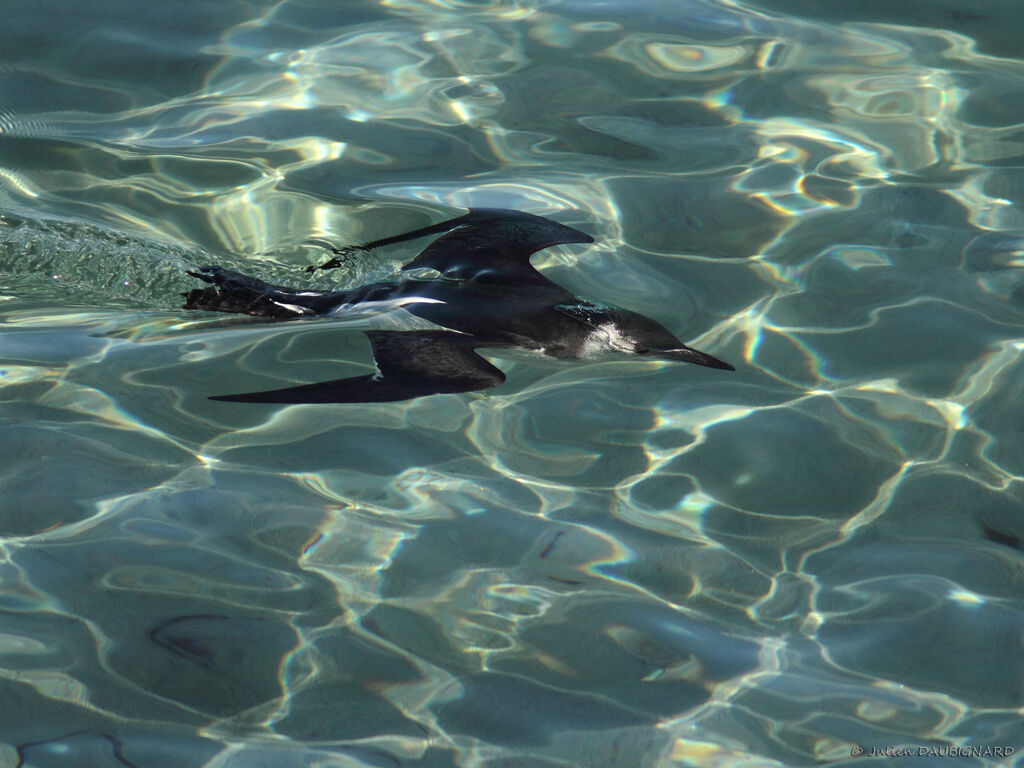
(183, 208, 733, 403)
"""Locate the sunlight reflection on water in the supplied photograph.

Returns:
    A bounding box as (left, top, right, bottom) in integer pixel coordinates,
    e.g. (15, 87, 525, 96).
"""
(1, 0, 1023, 765)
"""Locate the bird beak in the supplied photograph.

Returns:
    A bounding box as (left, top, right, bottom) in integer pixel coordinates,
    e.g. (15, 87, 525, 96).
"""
(656, 346, 734, 370)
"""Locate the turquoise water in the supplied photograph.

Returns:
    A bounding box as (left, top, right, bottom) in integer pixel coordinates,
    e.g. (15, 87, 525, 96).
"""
(1, 0, 1023, 765)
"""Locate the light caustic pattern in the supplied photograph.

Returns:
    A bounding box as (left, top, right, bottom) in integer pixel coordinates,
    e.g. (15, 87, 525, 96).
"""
(0, 0, 1023, 766)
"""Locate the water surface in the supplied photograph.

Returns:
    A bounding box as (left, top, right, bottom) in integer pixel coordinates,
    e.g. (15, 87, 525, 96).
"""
(1, 1, 1023, 766)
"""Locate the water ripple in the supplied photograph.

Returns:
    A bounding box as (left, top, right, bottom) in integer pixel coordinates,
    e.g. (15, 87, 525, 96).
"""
(1, 0, 1024, 765)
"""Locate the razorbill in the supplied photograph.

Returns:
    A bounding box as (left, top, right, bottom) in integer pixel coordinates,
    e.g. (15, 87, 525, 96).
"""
(183, 208, 733, 403)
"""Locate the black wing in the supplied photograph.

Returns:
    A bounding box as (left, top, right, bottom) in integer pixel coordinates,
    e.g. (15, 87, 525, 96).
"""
(401, 209, 593, 285)
(308, 208, 593, 285)
(210, 330, 508, 404)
